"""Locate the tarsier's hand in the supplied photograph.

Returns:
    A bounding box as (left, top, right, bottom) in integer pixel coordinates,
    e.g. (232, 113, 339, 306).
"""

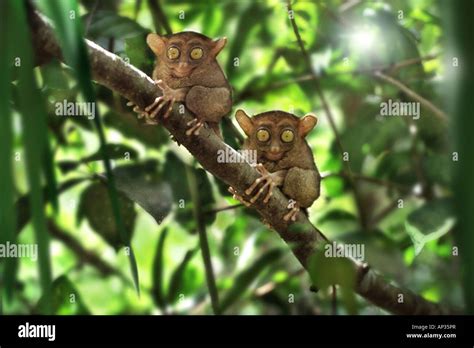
(127, 79, 183, 125)
(244, 164, 285, 204)
(144, 79, 181, 120)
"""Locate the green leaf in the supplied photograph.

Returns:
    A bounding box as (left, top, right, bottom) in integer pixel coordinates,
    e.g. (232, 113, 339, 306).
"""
(36, 276, 90, 315)
(0, 0, 17, 302)
(162, 153, 216, 230)
(112, 161, 173, 224)
(167, 248, 198, 304)
(83, 10, 148, 40)
(124, 34, 154, 76)
(225, 3, 269, 81)
(318, 209, 357, 224)
(405, 199, 456, 255)
(103, 110, 169, 149)
(308, 246, 358, 314)
(77, 182, 136, 250)
(10, 0, 53, 313)
(219, 249, 284, 313)
(152, 228, 168, 310)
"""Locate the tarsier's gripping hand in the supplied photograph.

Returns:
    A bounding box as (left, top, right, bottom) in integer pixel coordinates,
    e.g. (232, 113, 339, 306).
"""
(229, 164, 286, 207)
(128, 79, 187, 125)
(245, 164, 286, 204)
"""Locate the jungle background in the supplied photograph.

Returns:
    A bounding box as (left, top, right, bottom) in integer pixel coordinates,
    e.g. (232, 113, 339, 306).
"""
(0, 0, 471, 315)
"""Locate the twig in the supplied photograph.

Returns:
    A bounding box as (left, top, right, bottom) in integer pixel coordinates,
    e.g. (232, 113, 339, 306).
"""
(28, 9, 456, 314)
(322, 171, 412, 193)
(147, 0, 172, 35)
(373, 71, 448, 122)
(47, 219, 125, 279)
(204, 204, 242, 215)
(186, 166, 221, 314)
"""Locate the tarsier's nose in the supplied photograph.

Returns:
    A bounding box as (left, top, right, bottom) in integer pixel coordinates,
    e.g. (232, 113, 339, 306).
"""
(270, 145, 280, 153)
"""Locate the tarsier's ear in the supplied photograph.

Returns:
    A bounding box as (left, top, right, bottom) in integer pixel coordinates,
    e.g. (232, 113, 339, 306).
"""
(298, 114, 318, 138)
(235, 109, 253, 137)
(211, 37, 227, 56)
(146, 33, 166, 56)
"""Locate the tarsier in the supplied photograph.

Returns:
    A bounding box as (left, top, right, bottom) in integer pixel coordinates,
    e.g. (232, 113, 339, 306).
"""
(229, 109, 321, 221)
(129, 31, 232, 136)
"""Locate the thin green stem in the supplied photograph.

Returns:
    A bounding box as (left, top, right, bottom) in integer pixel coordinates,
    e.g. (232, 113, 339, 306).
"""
(185, 166, 221, 315)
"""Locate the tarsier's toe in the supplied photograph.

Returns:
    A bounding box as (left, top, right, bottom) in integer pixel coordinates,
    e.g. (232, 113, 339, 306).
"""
(283, 206, 300, 222)
(228, 187, 251, 207)
(186, 118, 204, 136)
(162, 98, 175, 119)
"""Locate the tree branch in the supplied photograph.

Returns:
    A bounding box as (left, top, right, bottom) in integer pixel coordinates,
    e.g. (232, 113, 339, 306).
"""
(28, 9, 455, 315)
(373, 71, 448, 122)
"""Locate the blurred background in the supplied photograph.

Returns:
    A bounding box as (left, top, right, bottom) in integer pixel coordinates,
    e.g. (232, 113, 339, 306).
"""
(0, 0, 468, 315)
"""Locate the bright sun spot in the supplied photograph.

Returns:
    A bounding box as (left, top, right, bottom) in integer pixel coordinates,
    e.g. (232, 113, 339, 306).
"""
(351, 29, 376, 50)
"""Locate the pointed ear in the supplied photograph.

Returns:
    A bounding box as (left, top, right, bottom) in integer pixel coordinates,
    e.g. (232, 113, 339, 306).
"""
(235, 109, 253, 137)
(146, 33, 166, 56)
(298, 114, 318, 137)
(211, 37, 227, 56)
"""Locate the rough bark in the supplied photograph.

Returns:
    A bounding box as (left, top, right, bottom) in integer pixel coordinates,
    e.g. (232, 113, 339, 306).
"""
(28, 10, 454, 315)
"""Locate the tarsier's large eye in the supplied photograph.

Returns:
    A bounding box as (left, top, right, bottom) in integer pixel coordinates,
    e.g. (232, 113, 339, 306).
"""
(167, 46, 180, 60)
(280, 129, 295, 143)
(256, 128, 270, 142)
(190, 47, 203, 60)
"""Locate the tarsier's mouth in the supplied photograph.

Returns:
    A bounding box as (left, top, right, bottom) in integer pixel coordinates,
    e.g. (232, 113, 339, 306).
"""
(171, 67, 195, 78)
(264, 151, 284, 161)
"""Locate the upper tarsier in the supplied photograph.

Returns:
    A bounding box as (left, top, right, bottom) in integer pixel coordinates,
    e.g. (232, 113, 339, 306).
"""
(130, 31, 232, 137)
(229, 109, 321, 221)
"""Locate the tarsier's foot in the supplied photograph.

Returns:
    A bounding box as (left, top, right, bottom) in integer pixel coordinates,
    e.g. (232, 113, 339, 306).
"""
(283, 200, 300, 222)
(186, 118, 205, 136)
(126, 101, 158, 125)
(228, 187, 251, 207)
(245, 164, 279, 204)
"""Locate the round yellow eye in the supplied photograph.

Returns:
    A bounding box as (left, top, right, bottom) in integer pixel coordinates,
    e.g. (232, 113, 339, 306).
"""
(190, 47, 203, 60)
(256, 129, 270, 142)
(167, 46, 180, 60)
(281, 129, 294, 143)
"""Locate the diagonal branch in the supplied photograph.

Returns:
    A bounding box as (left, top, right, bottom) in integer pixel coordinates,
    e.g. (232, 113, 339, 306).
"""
(373, 71, 448, 122)
(28, 9, 455, 315)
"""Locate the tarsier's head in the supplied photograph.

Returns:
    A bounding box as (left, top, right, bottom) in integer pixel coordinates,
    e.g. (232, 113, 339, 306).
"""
(235, 109, 318, 162)
(146, 31, 226, 78)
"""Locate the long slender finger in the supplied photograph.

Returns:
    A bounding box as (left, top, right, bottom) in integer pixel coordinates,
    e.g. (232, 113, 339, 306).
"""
(245, 177, 264, 195)
(187, 118, 198, 126)
(250, 179, 271, 203)
(193, 121, 204, 136)
(155, 79, 166, 90)
(186, 121, 203, 136)
(150, 100, 168, 118)
(256, 163, 268, 176)
(163, 98, 175, 119)
(145, 97, 163, 112)
(263, 182, 275, 203)
(133, 106, 147, 119)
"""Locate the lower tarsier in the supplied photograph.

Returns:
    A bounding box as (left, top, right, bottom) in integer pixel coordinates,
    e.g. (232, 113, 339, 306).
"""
(130, 31, 321, 221)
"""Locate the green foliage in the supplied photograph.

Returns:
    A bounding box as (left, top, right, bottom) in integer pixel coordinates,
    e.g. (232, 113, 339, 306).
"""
(77, 182, 136, 249)
(3, 0, 464, 315)
(36, 276, 90, 315)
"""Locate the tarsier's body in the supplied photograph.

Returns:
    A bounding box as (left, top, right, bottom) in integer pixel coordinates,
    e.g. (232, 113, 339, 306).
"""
(133, 31, 232, 136)
(230, 110, 321, 221)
